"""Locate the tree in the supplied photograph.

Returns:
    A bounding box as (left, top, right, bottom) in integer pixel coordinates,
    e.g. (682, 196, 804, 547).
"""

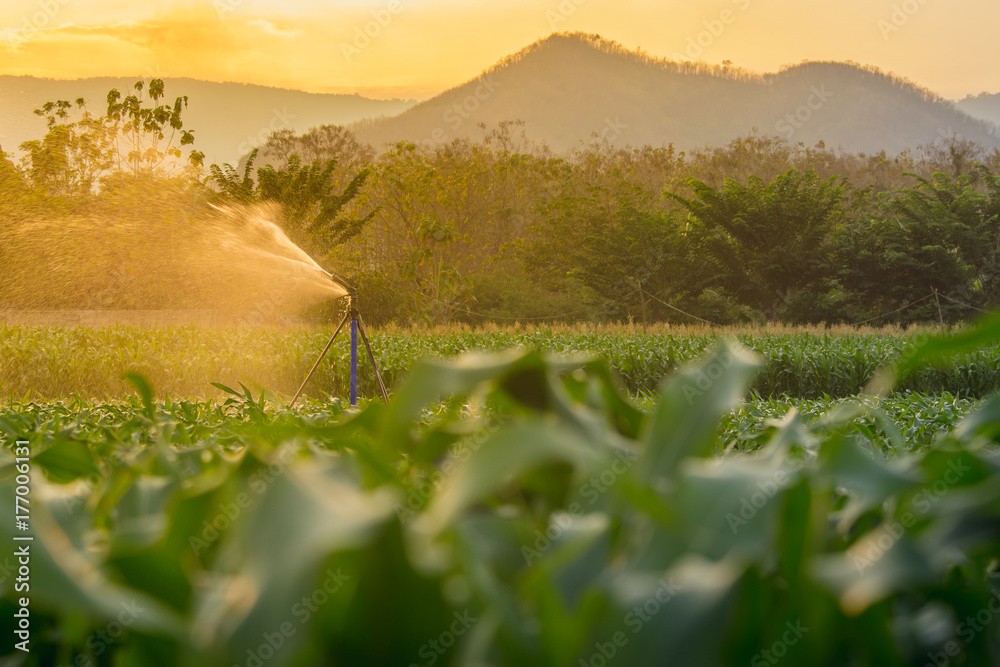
(246, 125, 375, 173)
(0, 146, 31, 219)
(209, 148, 259, 204)
(671, 169, 848, 320)
(104, 79, 204, 176)
(257, 156, 375, 253)
(525, 188, 682, 322)
(360, 141, 470, 325)
(18, 79, 204, 195)
(18, 98, 112, 195)
(885, 167, 1000, 315)
(209, 149, 376, 262)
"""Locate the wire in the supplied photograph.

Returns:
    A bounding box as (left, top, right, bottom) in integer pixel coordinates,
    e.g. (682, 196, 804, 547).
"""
(936, 291, 992, 314)
(852, 293, 935, 325)
(429, 287, 985, 328)
(455, 289, 641, 322)
(638, 288, 722, 327)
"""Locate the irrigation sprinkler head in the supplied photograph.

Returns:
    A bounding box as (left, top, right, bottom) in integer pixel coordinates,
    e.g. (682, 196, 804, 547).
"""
(318, 264, 356, 298)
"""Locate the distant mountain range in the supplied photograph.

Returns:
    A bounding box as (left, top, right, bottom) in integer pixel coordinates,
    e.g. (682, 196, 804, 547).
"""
(355, 33, 1000, 155)
(956, 92, 1000, 128)
(2, 34, 999, 165)
(0, 76, 414, 166)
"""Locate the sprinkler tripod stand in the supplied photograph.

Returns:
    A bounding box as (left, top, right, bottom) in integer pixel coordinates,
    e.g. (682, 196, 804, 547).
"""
(289, 296, 388, 408)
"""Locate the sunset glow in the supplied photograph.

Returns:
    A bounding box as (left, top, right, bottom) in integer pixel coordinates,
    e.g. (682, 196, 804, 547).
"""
(0, 0, 996, 100)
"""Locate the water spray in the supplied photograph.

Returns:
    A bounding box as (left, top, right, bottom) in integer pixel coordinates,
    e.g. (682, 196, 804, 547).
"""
(289, 278, 388, 408)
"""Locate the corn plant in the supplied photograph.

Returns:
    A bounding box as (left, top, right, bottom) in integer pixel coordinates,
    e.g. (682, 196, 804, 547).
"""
(2, 316, 1000, 665)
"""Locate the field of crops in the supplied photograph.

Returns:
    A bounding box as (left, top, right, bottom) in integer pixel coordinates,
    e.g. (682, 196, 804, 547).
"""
(3, 324, 1000, 401)
(2, 317, 1000, 666)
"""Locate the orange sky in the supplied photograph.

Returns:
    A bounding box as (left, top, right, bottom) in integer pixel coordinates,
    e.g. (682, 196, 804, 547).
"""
(0, 0, 996, 101)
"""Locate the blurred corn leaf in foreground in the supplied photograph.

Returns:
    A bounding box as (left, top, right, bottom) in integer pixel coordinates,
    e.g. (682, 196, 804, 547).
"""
(2, 327, 1000, 665)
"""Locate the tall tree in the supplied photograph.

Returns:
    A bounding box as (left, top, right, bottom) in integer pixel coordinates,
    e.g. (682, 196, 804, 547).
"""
(18, 79, 204, 195)
(887, 167, 1000, 314)
(671, 169, 848, 319)
(209, 148, 376, 263)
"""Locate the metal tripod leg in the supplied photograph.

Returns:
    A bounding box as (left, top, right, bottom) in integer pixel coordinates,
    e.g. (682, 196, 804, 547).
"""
(289, 310, 352, 408)
(355, 312, 389, 402)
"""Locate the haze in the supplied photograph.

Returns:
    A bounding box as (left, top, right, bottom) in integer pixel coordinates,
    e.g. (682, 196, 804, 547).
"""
(0, 0, 997, 100)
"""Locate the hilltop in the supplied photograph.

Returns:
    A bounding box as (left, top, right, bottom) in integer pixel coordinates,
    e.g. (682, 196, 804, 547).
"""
(355, 33, 1000, 154)
(0, 76, 414, 165)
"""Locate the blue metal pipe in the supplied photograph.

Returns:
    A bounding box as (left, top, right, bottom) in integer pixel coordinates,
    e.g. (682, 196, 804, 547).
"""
(350, 317, 358, 407)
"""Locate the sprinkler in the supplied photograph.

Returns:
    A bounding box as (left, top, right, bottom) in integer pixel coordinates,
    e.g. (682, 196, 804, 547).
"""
(289, 279, 389, 408)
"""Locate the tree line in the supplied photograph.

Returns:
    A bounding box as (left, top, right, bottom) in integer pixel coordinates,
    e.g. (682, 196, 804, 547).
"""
(2, 80, 999, 327)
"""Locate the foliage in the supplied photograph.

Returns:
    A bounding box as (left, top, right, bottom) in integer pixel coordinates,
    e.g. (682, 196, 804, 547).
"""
(209, 148, 376, 261)
(2, 322, 1000, 665)
(7, 77, 1000, 327)
(671, 170, 848, 319)
(103, 79, 204, 175)
(318, 130, 1000, 327)
(890, 168, 1000, 312)
(3, 324, 1000, 402)
(526, 193, 680, 322)
(17, 98, 111, 196)
(17, 79, 203, 196)
(251, 124, 375, 170)
(708, 392, 982, 456)
(208, 148, 259, 204)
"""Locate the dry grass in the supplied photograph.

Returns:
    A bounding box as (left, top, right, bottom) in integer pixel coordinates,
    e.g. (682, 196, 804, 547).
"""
(376, 319, 948, 337)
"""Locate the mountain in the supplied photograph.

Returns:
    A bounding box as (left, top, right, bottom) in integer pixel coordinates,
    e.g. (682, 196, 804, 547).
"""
(355, 33, 1000, 155)
(4, 37, 995, 162)
(0, 76, 414, 166)
(956, 92, 1000, 128)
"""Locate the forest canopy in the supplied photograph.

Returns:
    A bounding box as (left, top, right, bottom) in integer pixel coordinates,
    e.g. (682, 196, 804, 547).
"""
(2, 81, 999, 328)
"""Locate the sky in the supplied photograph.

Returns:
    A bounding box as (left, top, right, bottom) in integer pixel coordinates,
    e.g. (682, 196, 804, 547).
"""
(0, 0, 996, 101)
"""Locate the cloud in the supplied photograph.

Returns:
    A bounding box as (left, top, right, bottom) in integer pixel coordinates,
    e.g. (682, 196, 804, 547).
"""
(1, 0, 996, 100)
(0, 5, 306, 83)
(247, 19, 301, 38)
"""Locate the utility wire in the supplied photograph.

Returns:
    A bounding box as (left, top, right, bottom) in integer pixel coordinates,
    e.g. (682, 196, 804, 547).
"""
(638, 288, 722, 328)
(451, 288, 642, 323)
(936, 291, 992, 314)
(432, 288, 983, 329)
(852, 293, 935, 325)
